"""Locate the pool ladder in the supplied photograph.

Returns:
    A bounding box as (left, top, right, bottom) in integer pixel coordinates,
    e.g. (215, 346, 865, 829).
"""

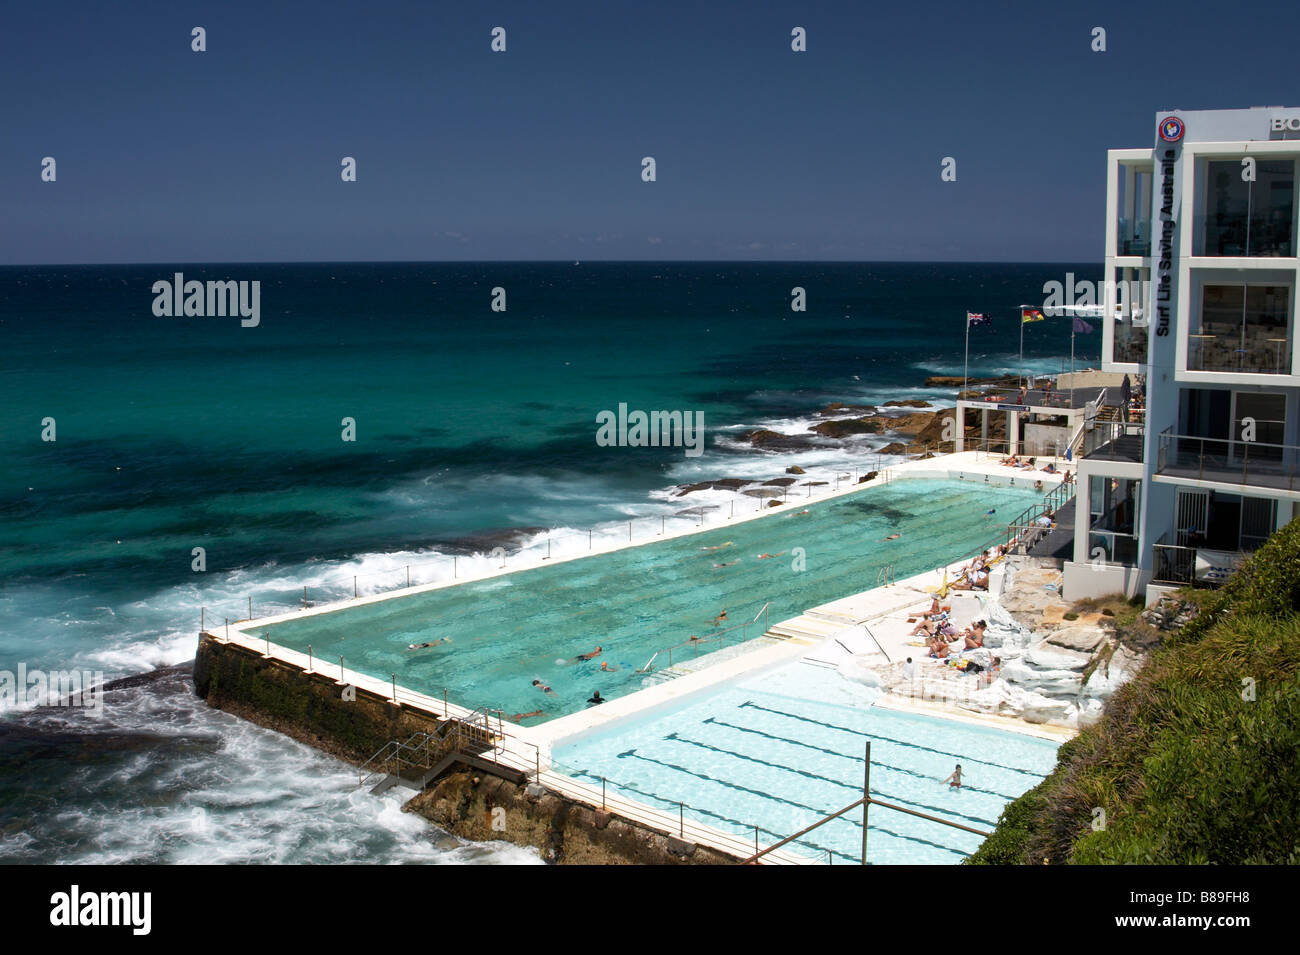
(876, 564, 896, 588)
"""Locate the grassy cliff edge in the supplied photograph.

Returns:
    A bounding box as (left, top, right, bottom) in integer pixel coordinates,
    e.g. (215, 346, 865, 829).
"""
(968, 518, 1300, 865)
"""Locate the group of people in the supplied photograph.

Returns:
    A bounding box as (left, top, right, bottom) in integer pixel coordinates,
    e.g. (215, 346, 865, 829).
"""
(998, 454, 1039, 470)
(909, 597, 990, 659)
(953, 547, 1001, 592)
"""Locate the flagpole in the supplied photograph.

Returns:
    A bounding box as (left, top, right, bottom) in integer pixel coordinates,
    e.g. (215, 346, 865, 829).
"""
(1070, 320, 1076, 411)
(1018, 307, 1024, 390)
(963, 313, 970, 403)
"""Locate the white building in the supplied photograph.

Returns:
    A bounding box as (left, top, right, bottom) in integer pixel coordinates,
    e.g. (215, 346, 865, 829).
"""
(1063, 106, 1300, 602)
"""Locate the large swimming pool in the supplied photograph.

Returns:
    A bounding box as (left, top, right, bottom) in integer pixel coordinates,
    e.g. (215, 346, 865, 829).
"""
(552, 661, 1059, 864)
(256, 478, 1041, 723)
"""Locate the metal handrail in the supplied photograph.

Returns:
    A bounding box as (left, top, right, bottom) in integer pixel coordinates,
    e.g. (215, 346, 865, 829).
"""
(1156, 430, 1299, 489)
(741, 742, 991, 864)
(638, 602, 773, 672)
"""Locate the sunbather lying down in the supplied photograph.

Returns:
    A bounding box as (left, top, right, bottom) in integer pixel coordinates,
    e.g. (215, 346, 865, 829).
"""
(951, 568, 989, 591)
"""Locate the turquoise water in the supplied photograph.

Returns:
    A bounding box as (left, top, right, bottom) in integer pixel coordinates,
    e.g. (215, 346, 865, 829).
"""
(552, 661, 1059, 864)
(259, 478, 1041, 721)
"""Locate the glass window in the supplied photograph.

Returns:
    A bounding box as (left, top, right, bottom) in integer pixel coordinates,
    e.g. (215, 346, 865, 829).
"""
(1110, 266, 1147, 364)
(1189, 284, 1292, 374)
(1199, 159, 1295, 257)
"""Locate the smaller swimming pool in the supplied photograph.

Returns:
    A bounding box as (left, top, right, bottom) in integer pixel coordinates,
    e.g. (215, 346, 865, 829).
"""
(551, 659, 1059, 864)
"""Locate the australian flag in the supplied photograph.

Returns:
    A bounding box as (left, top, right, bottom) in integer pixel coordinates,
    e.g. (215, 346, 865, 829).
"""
(967, 311, 991, 327)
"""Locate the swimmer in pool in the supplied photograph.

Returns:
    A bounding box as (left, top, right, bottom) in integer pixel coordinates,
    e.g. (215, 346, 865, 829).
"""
(713, 561, 738, 568)
(507, 710, 545, 721)
(882, 533, 900, 541)
(531, 679, 556, 696)
(408, 639, 450, 650)
(756, 552, 785, 559)
(600, 661, 620, 672)
(712, 610, 728, 627)
(573, 646, 603, 662)
(943, 764, 963, 789)
(701, 542, 733, 552)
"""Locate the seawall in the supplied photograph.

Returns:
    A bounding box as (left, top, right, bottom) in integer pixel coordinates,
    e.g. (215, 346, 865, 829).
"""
(193, 633, 743, 864)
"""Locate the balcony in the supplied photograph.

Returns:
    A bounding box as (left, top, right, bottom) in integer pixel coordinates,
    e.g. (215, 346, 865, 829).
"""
(1187, 328, 1292, 375)
(1156, 429, 1300, 492)
(1152, 543, 1246, 586)
(1117, 217, 1151, 257)
(1194, 212, 1294, 258)
(1083, 418, 1145, 462)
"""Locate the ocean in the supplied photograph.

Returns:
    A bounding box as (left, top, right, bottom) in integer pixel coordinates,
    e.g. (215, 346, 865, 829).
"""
(0, 261, 1097, 863)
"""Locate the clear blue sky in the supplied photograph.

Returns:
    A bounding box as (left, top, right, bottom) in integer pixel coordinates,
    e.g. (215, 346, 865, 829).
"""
(3, 0, 1297, 264)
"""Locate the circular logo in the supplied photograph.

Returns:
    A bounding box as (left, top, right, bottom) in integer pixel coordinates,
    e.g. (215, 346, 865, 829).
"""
(1159, 116, 1185, 142)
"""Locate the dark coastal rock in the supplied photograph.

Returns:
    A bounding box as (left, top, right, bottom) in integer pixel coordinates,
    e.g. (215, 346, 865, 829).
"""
(883, 399, 930, 408)
(808, 418, 885, 438)
(675, 478, 752, 495)
(767, 500, 783, 507)
(924, 375, 1005, 387)
(448, 526, 548, 555)
(876, 411, 938, 437)
(762, 477, 798, 487)
(876, 442, 909, 455)
(745, 429, 819, 451)
(814, 402, 876, 417)
(742, 487, 785, 498)
(785, 465, 806, 475)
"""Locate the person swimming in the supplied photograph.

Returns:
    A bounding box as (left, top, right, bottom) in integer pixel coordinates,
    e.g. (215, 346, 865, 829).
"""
(713, 560, 738, 568)
(408, 639, 450, 649)
(532, 679, 556, 695)
(600, 661, 620, 672)
(756, 552, 785, 559)
(881, 533, 900, 541)
(573, 646, 602, 662)
(701, 542, 733, 552)
(943, 764, 963, 789)
(712, 610, 728, 626)
(587, 690, 605, 706)
(507, 710, 545, 721)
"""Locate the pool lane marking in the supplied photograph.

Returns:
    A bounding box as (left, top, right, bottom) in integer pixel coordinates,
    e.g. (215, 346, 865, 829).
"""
(566, 768, 966, 862)
(738, 701, 1045, 777)
(664, 732, 1003, 827)
(700, 717, 1027, 802)
(611, 753, 977, 857)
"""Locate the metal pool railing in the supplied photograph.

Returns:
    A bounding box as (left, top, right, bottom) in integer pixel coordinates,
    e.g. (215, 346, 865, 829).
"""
(637, 602, 772, 673)
(194, 458, 922, 629)
(740, 742, 991, 865)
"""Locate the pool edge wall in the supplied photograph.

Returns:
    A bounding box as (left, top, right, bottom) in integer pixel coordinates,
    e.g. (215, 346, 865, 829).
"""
(193, 633, 742, 865)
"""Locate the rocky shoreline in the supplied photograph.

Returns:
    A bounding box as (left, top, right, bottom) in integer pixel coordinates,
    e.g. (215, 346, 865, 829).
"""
(669, 375, 1013, 500)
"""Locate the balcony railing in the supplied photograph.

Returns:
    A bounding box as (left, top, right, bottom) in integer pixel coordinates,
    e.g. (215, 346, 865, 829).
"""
(1117, 216, 1151, 257)
(1152, 543, 1245, 586)
(1089, 529, 1139, 565)
(1193, 212, 1295, 258)
(1082, 418, 1145, 461)
(1156, 429, 1300, 491)
(1187, 328, 1293, 375)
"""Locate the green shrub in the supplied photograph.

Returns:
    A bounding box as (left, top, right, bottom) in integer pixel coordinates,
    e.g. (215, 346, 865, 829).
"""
(968, 517, 1300, 864)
